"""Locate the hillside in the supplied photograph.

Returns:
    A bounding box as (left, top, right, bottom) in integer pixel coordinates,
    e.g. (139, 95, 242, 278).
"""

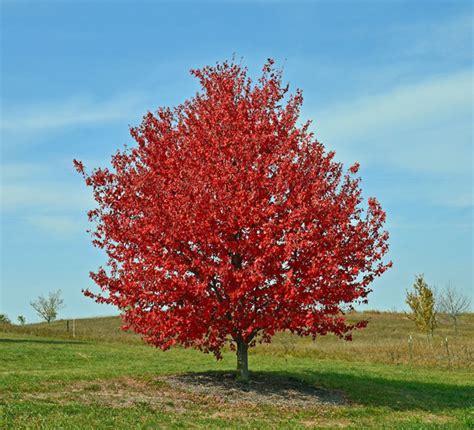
(1, 312, 473, 429)
(4, 311, 473, 368)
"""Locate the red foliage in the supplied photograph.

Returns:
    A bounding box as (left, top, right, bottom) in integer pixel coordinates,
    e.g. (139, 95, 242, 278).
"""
(74, 60, 391, 358)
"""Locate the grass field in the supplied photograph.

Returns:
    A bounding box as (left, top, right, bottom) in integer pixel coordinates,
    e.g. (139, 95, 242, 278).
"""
(1, 312, 473, 429)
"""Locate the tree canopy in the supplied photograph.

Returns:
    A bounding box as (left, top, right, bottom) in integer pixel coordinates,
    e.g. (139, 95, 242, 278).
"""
(74, 59, 391, 379)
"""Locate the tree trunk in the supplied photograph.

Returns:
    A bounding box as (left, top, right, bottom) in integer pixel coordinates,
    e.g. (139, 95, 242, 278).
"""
(236, 338, 249, 381)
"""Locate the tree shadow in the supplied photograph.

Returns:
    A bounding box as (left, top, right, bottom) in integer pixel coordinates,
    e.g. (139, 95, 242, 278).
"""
(0, 338, 88, 345)
(167, 371, 345, 407)
(170, 369, 473, 412)
(277, 368, 472, 412)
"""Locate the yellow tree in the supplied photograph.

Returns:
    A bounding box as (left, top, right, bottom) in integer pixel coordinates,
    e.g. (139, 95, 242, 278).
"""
(406, 275, 437, 338)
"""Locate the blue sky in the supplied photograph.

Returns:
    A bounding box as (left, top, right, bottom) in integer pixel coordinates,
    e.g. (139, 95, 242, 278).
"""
(1, 0, 472, 323)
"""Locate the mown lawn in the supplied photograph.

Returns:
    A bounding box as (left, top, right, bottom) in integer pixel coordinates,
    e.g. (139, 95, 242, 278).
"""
(1, 314, 473, 429)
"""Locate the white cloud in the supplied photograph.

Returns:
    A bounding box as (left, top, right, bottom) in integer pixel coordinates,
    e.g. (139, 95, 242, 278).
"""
(314, 69, 471, 143)
(24, 214, 86, 237)
(1, 181, 92, 237)
(311, 69, 473, 174)
(1, 183, 92, 211)
(0, 159, 96, 237)
(0, 92, 147, 134)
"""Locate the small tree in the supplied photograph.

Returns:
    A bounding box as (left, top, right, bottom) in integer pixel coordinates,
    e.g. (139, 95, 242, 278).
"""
(30, 290, 65, 324)
(406, 275, 437, 337)
(17, 315, 26, 325)
(0, 314, 11, 324)
(439, 284, 471, 333)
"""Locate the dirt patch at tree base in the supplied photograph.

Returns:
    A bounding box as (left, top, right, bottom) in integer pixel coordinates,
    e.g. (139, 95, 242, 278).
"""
(164, 372, 347, 408)
(22, 372, 347, 411)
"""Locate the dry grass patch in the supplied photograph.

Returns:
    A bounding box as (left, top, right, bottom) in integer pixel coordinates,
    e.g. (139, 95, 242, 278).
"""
(22, 372, 347, 414)
(23, 377, 194, 413)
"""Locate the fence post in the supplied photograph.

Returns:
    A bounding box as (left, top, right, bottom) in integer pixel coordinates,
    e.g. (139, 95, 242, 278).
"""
(72, 319, 76, 338)
(445, 337, 451, 367)
(408, 335, 413, 363)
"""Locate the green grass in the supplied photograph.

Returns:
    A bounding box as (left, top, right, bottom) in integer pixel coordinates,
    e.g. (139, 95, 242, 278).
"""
(1, 313, 473, 429)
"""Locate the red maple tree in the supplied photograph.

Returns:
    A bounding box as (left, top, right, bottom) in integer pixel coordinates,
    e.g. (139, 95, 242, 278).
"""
(74, 60, 391, 380)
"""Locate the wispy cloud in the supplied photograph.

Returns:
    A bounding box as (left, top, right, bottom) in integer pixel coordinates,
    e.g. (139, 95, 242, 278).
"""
(1, 183, 92, 211)
(1, 181, 92, 237)
(24, 214, 86, 237)
(0, 162, 51, 180)
(1, 92, 148, 134)
(1, 160, 93, 237)
(312, 69, 473, 174)
(314, 69, 471, 143)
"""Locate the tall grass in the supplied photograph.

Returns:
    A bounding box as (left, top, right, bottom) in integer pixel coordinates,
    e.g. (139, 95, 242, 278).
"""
(255, 311, 474, 369)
